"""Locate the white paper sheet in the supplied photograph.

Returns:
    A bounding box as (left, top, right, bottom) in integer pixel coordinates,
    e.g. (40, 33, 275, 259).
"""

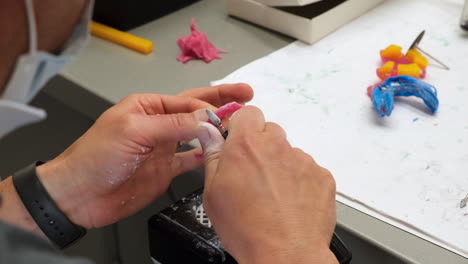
(213, 0, 468, 258)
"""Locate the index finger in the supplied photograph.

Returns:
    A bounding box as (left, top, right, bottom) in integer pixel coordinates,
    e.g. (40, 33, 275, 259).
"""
(120, 93, 213, 115)
(178, 83, 254, 107)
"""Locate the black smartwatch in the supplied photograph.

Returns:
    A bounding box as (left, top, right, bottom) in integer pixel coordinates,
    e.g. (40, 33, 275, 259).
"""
(12, 161, 87, 248)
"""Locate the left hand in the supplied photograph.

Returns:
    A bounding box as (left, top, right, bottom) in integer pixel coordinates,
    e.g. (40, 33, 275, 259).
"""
(36, 83, 253, 229)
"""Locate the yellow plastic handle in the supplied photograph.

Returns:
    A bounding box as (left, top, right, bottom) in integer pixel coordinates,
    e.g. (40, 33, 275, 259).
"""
(90, 21, 153, 54)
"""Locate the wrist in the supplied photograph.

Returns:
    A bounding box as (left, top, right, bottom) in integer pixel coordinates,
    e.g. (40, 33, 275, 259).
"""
(0, 176, 44, 237)
(238, 244, 338, 264)
(36, 158, 92, 229)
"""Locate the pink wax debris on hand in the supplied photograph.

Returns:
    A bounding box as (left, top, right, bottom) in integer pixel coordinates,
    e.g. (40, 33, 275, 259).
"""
(177, 19, 227, 63)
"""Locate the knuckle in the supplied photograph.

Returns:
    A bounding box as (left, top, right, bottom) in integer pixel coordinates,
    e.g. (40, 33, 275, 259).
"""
(293, 149, 335, 194)
(121, 113, 138, 129)
(235, 105, 262, 120)
(121, 93, 140, 103)
(293, 147, 305, 155)
(120, 114, 139, 137)
(265, 121, 280, 130)
(227, 135, 259, 160)
(321, 168, 336, 193)
(204, 150, 222, 165)
(294, 147, 314, 162)
(233, 133, 257, 150)
(171, 113, 188, 129)
(126, 113, 140, 126)
(265, 122, 286, 137)
(273, 137, 291, 153)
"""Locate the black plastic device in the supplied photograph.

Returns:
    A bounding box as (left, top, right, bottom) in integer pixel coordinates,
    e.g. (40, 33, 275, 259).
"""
(148, 189, 352, 264)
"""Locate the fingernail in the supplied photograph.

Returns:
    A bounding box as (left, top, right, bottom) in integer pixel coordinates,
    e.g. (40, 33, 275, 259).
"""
(194, 109, 209, 121)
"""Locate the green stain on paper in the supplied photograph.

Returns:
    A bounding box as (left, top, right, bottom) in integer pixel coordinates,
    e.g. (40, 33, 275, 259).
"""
(401, 152, 411, 161)
(262, 72, 294, 85)
(428, 33, 449, 47)
(286, 84, 320, 104)
(299, 91, 320, 104)
(321, 105, 330, 115)
(297, 83, 318, 103)
(318, 64, 342, 79)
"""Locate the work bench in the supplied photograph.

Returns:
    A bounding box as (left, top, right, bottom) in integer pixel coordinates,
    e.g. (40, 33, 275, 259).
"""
(35, 0, 467, 263)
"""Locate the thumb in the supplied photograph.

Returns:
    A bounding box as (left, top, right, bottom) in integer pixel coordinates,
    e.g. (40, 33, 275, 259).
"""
(197, 122, 224, 181)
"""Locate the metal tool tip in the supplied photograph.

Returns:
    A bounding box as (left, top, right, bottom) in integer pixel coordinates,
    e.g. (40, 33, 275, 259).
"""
(206, 109, 222, 126)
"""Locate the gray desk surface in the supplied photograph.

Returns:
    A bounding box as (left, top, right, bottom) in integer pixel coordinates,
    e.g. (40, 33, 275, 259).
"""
(48, 0, 466, 263)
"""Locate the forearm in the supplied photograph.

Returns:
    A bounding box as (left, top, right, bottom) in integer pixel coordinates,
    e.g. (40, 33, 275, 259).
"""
(231, 231, 338, 264)
(241, 247, 338, 264)
(36, 158, 93, 230)
(0, 176, 45, 237)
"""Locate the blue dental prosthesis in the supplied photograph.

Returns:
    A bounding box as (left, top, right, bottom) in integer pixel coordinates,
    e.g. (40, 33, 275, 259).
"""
(371, 75, 439, 117)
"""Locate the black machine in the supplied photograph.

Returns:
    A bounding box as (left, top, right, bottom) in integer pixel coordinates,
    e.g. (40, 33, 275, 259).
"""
(148, 188, 352, 264)
(92, 0, 201, 31)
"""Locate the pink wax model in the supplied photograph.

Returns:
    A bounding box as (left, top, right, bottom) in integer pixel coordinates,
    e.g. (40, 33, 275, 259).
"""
(177, 19, 227, 63)
(213, 102, 243, 120)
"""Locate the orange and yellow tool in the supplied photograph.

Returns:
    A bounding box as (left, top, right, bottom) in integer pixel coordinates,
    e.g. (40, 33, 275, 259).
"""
(90, 21, 153, 54)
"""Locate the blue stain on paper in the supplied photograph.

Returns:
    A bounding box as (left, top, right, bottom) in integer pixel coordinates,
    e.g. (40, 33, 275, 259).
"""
(371, 76, 439, 117)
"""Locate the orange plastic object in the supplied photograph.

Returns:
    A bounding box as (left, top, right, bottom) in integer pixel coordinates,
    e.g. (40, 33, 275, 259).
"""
(90, 21, 153, 54)
(405, 49, 428, 69)
(380, 44, 403, 60)
(397, 63, 421, 78)
(377, 61, 395, 79)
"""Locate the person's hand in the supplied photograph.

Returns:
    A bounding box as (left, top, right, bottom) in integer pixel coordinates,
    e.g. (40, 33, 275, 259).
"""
(36, 83, 253, 229)
(197, 106, 338, 264)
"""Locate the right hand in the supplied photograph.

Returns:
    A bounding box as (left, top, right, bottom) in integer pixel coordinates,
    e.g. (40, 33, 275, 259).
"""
(197, 106, 338, 264)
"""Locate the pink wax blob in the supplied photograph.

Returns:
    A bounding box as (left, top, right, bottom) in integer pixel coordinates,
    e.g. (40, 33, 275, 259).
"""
(177, 19, 227, 63)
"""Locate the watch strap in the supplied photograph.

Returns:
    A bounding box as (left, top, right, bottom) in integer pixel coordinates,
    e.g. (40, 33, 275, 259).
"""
(12, 161, 86, 248)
